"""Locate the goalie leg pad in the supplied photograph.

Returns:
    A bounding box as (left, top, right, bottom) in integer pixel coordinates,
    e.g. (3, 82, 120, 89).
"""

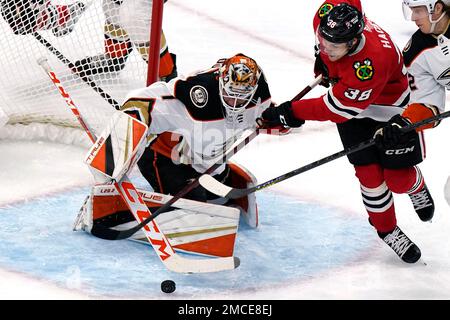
(77, 185, 240, 257)
(85, 111, 148, 183)
(226, 162, 259, 228)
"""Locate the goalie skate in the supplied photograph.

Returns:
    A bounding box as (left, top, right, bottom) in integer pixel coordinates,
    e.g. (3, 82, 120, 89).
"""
(74, 53, 129, 76)
(227, 161, 259, 228)
(73, 195, 92, 232)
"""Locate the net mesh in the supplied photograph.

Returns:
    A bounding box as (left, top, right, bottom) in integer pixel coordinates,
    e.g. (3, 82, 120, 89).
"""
(0, 0, 153, 137)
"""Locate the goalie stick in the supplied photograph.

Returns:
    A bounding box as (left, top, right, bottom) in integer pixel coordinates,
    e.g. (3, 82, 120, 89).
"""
(89, 74, 324, 240)
(38, 58, 239, 273)
(199, 104, 450, 199)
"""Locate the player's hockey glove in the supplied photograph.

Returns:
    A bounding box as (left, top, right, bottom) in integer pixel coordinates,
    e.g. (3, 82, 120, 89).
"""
(314, 45, 332, 88)
(314, 56, 331, 88)
(373, 114, 415, 148)
(258, 101, 305, 129)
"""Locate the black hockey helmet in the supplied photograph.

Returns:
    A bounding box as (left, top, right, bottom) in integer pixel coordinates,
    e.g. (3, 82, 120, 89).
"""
(318, 3, 365, 44)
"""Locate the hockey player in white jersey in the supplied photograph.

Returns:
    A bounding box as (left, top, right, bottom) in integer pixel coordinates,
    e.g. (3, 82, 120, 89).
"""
(379, 0, 449, 211)
(76, 53, 270, 241)
(126, 53, 269, 221)
(0, 0, 86, 37)
(400, 0, 450, 207)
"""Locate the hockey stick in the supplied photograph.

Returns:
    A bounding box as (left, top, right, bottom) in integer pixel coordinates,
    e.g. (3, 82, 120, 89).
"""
(89, 74, 324, 240)
(199, 107, 450, 199)
(38, 58, 239, 273)
(32, 32, 121, 110)
(90, 128, 260, 240)
(291, 75, 323, 101)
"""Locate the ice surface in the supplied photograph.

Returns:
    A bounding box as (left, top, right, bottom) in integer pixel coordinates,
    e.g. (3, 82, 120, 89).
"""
(0, 0, 449, 299)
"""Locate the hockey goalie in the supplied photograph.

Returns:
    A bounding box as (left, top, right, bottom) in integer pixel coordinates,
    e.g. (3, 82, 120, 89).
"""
(74, 118, 258, 258)
(74, 53, 267, 258)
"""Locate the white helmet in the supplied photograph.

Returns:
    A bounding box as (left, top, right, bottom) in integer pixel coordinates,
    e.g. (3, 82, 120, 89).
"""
(402, 0, 449, 32)
(218, 54, 260, 124)
(403, 0, 450, 12)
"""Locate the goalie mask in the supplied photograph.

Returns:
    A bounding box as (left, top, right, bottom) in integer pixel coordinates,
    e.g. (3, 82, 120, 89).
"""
(219, 54, 260, 123)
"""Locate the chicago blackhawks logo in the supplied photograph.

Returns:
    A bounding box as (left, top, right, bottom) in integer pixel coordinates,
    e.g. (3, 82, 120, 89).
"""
(318, 3, 334, 18)
(190, 85, 208, 108)
(353, 59, 374, 81)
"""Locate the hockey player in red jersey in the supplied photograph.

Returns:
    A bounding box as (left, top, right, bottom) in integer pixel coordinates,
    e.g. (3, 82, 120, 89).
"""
(1, 0, 86, 37)
(260, 1, 426, 263)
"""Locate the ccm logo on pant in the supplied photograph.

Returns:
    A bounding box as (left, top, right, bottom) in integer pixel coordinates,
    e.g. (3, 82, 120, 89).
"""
(385, 146, 415, 155)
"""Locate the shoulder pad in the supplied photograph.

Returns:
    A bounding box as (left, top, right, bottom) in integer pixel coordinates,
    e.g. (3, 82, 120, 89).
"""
(403, 30, 437, 67)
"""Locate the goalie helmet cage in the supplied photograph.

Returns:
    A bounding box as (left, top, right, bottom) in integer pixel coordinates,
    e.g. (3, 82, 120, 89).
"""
(0, 0, 163, 143)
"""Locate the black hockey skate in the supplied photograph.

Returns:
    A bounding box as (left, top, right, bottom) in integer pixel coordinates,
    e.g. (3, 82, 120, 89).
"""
(378, 226, 421, 263)
(409, 184, 434, 221)
(52, 1, 86, 37)
(74, 53, 130, 77)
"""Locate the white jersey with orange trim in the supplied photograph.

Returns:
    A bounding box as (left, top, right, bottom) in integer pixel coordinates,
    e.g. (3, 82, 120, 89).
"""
(403, 23, 450, 111)
(121, 67, 272, 175)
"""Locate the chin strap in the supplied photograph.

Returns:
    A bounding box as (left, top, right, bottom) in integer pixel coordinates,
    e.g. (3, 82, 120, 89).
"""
(429, 11, 447, 34)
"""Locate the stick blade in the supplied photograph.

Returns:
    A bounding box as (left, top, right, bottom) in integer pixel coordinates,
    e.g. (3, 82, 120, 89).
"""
(199, 174, 233, 197)
(164, 254, 240, 273)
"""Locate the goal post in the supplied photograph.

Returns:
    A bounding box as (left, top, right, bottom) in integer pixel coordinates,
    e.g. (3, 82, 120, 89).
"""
(0, 0, 164, 143)
(147, 0, 163, 86)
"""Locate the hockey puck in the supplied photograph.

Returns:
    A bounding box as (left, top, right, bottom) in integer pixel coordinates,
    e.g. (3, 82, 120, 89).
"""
(161, 280, 176, 293)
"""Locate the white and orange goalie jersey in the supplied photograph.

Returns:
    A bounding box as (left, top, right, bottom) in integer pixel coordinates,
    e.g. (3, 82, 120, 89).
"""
(120, 64, 272, 176)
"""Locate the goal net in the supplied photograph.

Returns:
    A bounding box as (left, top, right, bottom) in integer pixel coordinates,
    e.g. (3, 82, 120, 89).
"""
(0, 0, 158, 145)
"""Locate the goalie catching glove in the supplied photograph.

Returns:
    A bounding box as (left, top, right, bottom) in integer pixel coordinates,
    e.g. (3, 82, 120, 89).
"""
(257, 101, 305, 129)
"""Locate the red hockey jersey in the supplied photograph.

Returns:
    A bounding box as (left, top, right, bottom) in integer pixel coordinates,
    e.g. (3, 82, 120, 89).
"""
(294, 1, 410, 123)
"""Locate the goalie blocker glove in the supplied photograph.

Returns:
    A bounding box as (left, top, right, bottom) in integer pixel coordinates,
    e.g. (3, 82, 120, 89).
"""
(259, 101, 305, 128)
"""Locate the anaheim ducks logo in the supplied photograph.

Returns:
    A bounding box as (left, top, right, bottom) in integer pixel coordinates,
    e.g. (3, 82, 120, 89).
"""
(403, 39, 412, 53)
(190, 85, 208, 108)
(353, 59, 374, 81)
(438, 67, 450, 81)
(318, 3, 334, 18)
